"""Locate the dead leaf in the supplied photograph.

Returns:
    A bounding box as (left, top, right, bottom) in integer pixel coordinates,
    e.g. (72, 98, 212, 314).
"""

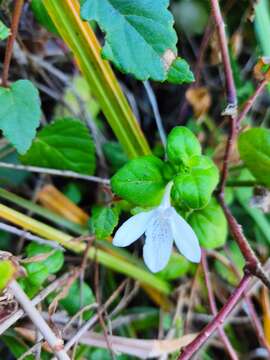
(37, 185, 89, 225)
(253, 57, 270, 81)
(186, 87, 211, 119)
(261, 287, 270, 346)
(15, 326, 197, 359)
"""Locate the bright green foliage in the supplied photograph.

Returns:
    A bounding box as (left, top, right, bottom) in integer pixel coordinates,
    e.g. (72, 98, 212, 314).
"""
(172, 156, 219, 209)
(0, 80, 41, 154)
(111, 156, 165, 206)
(157, 253, 190, 280)
(21, 118, 96, 175)
(0, 260, 16, 292)
(24, 243, 64, 286)
(167, 57, 194, 84)
(188, 199, 227, 249)
(30, 0, 58, 34)
(80, 0, 178, 81)
(167, 126, 201, 165)
(90, 206, 119, 239)
(26, 243, 64, 274)
(60, 280, 95, 319)
(238, 128, 270, 188)
(0, 20, 10, 40)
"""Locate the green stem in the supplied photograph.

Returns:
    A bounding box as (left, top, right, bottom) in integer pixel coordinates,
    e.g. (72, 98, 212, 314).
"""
(226, 180, 258, 187)
(43, 0, 151, 158)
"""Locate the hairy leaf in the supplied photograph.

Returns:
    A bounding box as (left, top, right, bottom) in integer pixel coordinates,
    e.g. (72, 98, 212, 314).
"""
(80, 0, 178, 81)
(21, 118, 96, 175)
(111, 156, 165, 206)
(0, 80, 41, 154)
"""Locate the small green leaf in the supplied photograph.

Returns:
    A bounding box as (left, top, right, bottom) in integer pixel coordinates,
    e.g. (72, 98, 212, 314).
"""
(111, 156, 165, 206)
(0, 20, 10, 40)
(188, 198, 227, 249)
(26, 243, 64, 275)
(21, 118, 96, 175)
(167, 126, 201, 166)
(80, 0, 178, 81)
(30, 0, 58, 34)
(167, 57, 194, 84)
(24, 262, 49, 286)
(90, 206, 119, 239)
(60, 280, 95, 319)
(172, 156, 219, 209)
(103, 141, 128, 172)
(238, 128, 270, 187)
(157, 253, 190, 280)
(0, 260, 16, 292)
(0, 80, 41, 154)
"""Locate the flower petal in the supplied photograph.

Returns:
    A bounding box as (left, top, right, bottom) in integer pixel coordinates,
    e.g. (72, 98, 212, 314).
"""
(143, 215, 173, 273)
(169, 208, 201, 263)
(113, 210, 154, 247)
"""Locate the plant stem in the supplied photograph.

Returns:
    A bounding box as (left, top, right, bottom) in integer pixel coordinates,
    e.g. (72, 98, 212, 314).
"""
(0, 273, 71, 335)
(0, 161, 110, 184)
(178, 274, 251, 360)
(210, 0, 237, 107)
(226, 180, 257, 187)
(8, 280, 70, 360)
(1, 0, 24, 86)
(201, 251, 238, 360)
(236, 79, 268, 127)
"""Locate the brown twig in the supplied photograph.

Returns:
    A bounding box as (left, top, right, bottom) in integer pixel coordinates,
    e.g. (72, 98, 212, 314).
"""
(1, 0, 24, 87)
(178, 274, 251, 360)
(201, 251, 238, 360)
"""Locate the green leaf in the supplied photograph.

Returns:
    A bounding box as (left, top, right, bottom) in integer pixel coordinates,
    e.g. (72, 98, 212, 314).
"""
(0, 260, 16, 292)
(172, 156, 219, 209)
(0, 80, 41, 154)
(60, 280, 95, 319)
(111, 156, 165, 206)
(167, 57, 194, 84)
(188, 198, 227, 249)
(238, 128, 270, 187)
(21, 118, 96, 175)
(0, 20, 10, 40)
(24, 262, 49, 286)
(80, 0, 177, 81)
(90, 206, 119, 239)
(30, 0, 58, 34)
(157, 253, 190, 280)
(167, 126, 201, 166)
(103, 141, 128, 172)
(26, 243, 64, 275)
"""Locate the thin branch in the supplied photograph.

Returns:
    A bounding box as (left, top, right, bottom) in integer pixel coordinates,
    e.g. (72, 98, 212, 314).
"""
(8, 280, 70, 360)
(0, 161, 110, 184)
(143, 81, 167, 149)
(236, 79, 268, 128)
(178, 274, 251, 360)
(0, 272, 71, 335)
(0, 222, 64, 250)
(201, 251, 238, 360)
(1, 0, 24, 86)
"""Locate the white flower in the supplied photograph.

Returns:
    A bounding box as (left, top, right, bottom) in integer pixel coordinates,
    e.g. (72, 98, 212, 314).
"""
(113, 182, 201, 273)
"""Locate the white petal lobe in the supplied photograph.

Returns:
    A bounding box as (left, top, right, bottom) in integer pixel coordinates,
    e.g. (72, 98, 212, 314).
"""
(169, 208, 201, 263)
(143, 215, 173, 273)
(113, 210, 154, 247)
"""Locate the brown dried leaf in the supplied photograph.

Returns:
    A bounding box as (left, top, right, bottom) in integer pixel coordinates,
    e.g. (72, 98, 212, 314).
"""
(186, 87, 211, 118)
(37, 185, 89, 225)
